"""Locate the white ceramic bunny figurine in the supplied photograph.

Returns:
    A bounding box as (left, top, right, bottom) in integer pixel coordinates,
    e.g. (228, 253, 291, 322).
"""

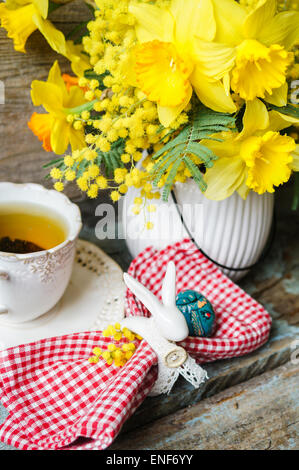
(121, 262, 208, 395)
(123, 261, 189, 343)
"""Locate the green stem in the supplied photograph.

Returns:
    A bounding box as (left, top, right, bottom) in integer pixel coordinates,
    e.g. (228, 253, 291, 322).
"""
(292, 173, 299, 211)
(65, 100, 98, 115)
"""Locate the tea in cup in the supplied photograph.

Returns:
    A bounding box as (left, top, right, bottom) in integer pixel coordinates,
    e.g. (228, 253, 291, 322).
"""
(0, 183, 82, 323)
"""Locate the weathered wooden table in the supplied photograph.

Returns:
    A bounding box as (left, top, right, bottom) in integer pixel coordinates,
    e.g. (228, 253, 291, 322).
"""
(0, 185, 298, 451)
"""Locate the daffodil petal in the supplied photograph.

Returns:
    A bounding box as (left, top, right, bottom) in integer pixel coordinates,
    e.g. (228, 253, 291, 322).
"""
(243, 0, 276, 39)
(32, 0, 48, 19)
(264, 82, 288, 107)
(47, 60, 66, 90)
(223, 72, 231, 96)
(69, 127, 86, 152)
(129, 2, 174, 43)
(65, 40, 91, 77)
(65, 83, 86, 109)
(258, 11, 299, 49)
(171, 0, 216, 50)
(211, 0, 246, 46)
(32, 12, 67, 56)
(268, 110, 299, 133)
(192, 39, 235, 80)
(200, 135, 240, 158)
(204, 156, 245, 201)
(237, 178, 250, 200)
(191, 69, 237, 114)
(31, 80, 64, 114)
(290, 145, 299, 172)
(50, 119, 70, 155)
(239, 99, 269, 139)
(157, 86, 192, 127)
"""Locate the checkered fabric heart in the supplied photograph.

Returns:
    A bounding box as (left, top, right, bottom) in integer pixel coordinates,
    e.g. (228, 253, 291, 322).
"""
(0, 238, 271, 450)
(0, 333, 157, 450)
(126, 239, 272, 363)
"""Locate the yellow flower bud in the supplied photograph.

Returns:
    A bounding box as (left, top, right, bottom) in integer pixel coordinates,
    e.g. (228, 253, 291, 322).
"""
(50, 168, 62, 180)
(88, 356, 99, 364)
(93, 347, 102, 356)
(85, 90, 95, 101)
(81, 110, 90, 121)
(96, 176, 108, 189)
(73, 120, 83, 130)
(113, 332, 122, 341)
(87, 184, 99, 199)
(65, 169, 76, 182)
(54, 182, 64, 192)
(102, 351, 112, 361)
(146, 222, 154, 230)
(64, 156, 74, 167)
(111, 191, 121, 202)
(121, 154, 131, 164)
(119, 184, 128, 194)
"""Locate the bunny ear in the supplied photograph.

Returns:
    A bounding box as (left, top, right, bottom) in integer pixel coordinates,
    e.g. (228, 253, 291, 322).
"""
(124, 273, 161, 316)
(161, 261, 176, 307)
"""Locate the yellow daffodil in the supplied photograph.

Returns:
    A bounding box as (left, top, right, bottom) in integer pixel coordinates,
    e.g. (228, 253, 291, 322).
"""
(203, 99, 298, 200)
(28, 61, 86, 154)
(65, 40, 91, 77)
(211, 0, 299, 105)
(129, 0, 237, 127)
(0, 0, 68, 54)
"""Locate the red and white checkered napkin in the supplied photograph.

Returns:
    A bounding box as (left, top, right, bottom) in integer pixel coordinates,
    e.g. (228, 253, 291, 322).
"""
(0, 333, 157, 450)
(126, 239, 272, 363)
(0, 238, 272, 450)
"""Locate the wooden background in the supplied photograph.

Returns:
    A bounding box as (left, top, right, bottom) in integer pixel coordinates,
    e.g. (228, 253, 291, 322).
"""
(0, 0, 92, 196)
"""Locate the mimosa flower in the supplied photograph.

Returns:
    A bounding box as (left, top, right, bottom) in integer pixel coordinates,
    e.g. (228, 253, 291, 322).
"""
(203, 99, 298, 200)
(0, 0, 67, 55)
(28, 61, 87, 155)
(129, 0, 237, 127)
(211, 0, 299, 105)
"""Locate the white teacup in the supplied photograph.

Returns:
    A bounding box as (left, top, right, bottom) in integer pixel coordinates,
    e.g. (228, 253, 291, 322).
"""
(0, 183, 82, 324)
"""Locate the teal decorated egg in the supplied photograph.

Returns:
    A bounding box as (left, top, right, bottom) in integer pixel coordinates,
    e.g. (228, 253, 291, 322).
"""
(176, 290, 215, 337)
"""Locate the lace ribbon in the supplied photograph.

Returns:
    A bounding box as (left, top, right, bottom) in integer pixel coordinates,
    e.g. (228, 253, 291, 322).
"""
(121, 317, 208, 396)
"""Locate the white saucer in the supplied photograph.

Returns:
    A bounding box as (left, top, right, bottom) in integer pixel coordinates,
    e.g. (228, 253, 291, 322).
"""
(0, 240, 125, 350)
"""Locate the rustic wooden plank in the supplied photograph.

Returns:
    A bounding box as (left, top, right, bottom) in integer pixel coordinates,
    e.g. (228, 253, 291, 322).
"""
(111, 362, 299, 450)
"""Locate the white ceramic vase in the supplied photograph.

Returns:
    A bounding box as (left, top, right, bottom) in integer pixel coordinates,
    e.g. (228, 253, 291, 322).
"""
(122, 179, 274, 281)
